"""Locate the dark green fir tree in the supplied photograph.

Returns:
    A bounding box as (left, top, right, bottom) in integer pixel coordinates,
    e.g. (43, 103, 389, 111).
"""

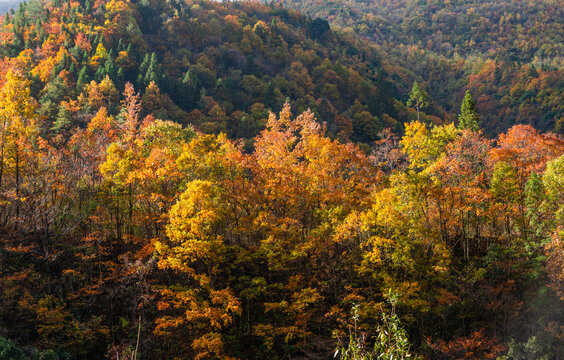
(458, 90, 480, 131)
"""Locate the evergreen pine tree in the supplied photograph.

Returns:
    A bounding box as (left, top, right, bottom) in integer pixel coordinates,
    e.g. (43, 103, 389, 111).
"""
(141, 54, 150, 69)
(150, 52, 158, 67)
(145, 69, 157, 85)
(71, 44, 81, 59)
(458, 90, 480, 131)
(182, 69, 191, 84)
(104, 57, 115, 79)
(77, 66, 89, 88)
(51, 104, 72, 134)
(69, 62, 77, 76)
(181, 70, 198, 109)
(62, 52, 70, 67)
(117, 67, 124, 83)
(95, 65, 106, 81)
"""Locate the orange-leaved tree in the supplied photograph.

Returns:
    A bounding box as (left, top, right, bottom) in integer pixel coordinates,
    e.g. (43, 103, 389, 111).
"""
(155, 103, 380, 358)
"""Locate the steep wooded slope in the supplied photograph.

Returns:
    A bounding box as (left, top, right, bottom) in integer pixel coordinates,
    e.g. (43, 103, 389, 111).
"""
(0, 0, 412, 145)
(273, 0, 564, 134)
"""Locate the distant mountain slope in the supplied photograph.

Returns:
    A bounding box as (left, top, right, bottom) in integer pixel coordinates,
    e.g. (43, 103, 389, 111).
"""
(274, 0, 563, 64)
(272, 0, 564, 135)
(0, 0, 422, 146)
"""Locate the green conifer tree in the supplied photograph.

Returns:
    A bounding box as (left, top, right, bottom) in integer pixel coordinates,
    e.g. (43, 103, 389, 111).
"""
(104, 57, 115, 79)
(71, 44, 81, 59)
(77, 66, 89, 89)
(69, 62, 77, 76)
(458, 90, 480, 131)
(117, 67, 124, 83)
(94, 65, 106, 81)
(51, 104, 72, 134)
(82, 49, 89, 61)
(182, 69, 191, 84)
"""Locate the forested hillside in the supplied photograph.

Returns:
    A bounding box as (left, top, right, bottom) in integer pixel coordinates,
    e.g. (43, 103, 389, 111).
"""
(0, 0, 411, 147)
(273, 0, 564, 135)
(0, 0, 563, 359)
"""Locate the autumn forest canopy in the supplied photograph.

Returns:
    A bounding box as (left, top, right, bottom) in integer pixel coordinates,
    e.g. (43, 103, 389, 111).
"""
(0, 0, 562, 359)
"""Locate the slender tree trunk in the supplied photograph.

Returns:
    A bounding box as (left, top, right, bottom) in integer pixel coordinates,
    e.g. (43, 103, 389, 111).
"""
(0, 136, 4, 190)
(15, 145, 20, 221)
(129, 183, 133, 235)
(0, 117, 8, 190)
(116, 193, 122, 241)
(133, 315, 141, 360)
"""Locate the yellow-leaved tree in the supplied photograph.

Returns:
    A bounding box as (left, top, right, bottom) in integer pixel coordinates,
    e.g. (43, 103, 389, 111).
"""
(0, 69, 38, 225)
(155, 103, 380, 359)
